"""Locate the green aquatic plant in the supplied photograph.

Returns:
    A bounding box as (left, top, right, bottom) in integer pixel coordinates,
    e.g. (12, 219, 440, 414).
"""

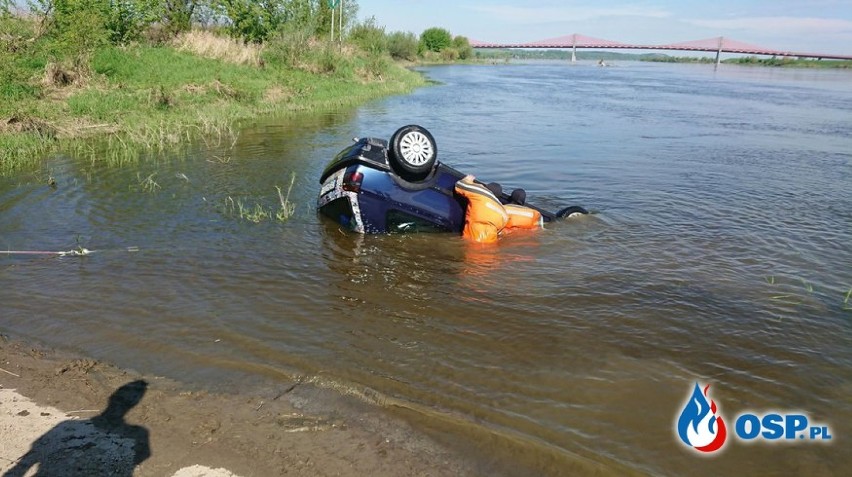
(843, 288, 852, 311)
(135, 172, 160, 193)
(224, 196, 271, 223)
(224, 179, 298, 224)
(275, 173, 296, 222)
(242, 202, 271, 223)
(769, 294, 802, 306)
(765, 275, 776, 285)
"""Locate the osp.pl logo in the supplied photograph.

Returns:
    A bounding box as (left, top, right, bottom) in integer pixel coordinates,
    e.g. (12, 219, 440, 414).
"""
(675, 382, 833, 455)
(677, 383, 727, 453)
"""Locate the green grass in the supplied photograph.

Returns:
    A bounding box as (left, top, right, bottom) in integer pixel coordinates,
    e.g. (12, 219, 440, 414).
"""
(221, 174, 298, 223)
(1, 42, 427, 175)
(134, 172, 161, 193)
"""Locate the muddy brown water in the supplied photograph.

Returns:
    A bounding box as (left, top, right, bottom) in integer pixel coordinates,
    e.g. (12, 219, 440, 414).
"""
(2, 62, 851, 475)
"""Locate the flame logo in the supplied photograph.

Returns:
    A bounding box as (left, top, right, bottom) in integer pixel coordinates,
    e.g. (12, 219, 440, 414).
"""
(676, 383, 727, 453)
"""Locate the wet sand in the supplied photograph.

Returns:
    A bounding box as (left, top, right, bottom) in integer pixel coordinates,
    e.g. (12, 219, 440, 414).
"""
(0, 334, 479, 476)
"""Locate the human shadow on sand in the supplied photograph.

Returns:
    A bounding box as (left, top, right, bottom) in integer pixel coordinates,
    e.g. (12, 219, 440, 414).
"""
(3, 380, 151, 477)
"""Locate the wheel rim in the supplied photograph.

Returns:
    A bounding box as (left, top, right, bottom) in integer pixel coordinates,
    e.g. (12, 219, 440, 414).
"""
(399, 131, 433, 166)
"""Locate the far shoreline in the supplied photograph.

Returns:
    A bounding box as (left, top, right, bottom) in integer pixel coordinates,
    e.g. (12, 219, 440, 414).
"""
(471, 49, 852, 69)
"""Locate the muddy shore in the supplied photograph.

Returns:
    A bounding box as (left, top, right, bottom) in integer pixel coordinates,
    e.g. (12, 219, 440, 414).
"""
(0, 334, 486, 476)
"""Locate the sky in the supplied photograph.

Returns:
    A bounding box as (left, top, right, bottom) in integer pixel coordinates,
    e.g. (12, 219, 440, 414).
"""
(356, 0, 852, 56)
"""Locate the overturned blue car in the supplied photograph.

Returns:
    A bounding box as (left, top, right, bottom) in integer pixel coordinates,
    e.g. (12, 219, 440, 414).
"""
(317, 125, 587, 234)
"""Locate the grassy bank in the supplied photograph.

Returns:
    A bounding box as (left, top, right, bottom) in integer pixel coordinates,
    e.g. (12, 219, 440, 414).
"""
(0, 30, 426, 175)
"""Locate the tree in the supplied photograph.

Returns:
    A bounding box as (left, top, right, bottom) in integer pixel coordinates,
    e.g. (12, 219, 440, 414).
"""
(452, 35, 472, 60)
(419, 26, 451, 52)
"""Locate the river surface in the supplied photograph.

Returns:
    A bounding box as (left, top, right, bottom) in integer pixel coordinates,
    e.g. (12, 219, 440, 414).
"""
(2, 61, 851, 476)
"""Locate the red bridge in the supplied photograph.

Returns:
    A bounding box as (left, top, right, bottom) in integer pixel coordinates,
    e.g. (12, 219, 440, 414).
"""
(471, 34, 852, 62)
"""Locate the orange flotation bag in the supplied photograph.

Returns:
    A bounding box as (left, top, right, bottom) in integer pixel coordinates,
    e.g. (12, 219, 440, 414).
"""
(504, 204, 543, 230)
(454, 178, 508, 244)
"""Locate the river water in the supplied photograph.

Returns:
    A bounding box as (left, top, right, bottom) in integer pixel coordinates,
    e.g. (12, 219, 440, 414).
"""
(2, 61, 851, 475)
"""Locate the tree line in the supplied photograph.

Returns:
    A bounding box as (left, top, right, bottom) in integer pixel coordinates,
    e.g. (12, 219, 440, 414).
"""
(0, 1, 472, 61)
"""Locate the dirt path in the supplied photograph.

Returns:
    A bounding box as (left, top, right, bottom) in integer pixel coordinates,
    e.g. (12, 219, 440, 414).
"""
(0, 336, 476, 476)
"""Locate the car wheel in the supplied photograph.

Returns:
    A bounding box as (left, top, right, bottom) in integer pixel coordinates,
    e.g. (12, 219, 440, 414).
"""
(556, 206, 589, 218)
(389, 125, 437, 180)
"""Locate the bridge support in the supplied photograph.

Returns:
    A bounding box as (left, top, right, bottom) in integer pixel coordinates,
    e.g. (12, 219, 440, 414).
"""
(571, 33, 577, 62)
(715, 36, 723, 70)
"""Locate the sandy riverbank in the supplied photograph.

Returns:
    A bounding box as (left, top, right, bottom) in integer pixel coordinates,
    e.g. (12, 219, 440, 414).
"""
(0, 335, 478, 476)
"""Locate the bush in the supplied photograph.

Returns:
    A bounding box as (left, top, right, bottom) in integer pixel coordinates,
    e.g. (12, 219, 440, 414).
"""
(453, 35, 473, 60)
(440, 47, 459, 61)
(103, 0, 157, 44)
(216, 0, 288, 44)
(420, 27, 451, 53)
(159, 0, 196, 37)
(350, 16, 386, 55)
(364, 51, 389, 78)
(263, 21, 316, 68)
(46, 0, 111, 58)
(26, 0, 158, 47)
(316, 45, 354, 77)
(387, 31, 417, 61)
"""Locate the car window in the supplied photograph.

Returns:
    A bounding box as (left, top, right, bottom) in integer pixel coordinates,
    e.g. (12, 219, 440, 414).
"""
(386, 210, 447, 233)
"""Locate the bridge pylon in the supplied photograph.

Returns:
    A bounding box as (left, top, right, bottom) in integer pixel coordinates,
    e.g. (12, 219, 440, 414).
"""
(715, 36, 723, 70)
(571, 34, 577, 62)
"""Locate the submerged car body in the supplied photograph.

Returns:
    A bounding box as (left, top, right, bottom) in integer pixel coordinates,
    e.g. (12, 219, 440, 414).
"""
(317, 126, 586, 234)
(318, 137, 466, 233)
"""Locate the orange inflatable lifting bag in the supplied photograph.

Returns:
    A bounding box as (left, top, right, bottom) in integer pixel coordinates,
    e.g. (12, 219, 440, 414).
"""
(504, 204, 543, 230)
(454, 177, 544, 243)
(454, 178, 508, 244)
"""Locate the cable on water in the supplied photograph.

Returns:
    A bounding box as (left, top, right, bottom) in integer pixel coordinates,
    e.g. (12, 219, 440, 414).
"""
(0, 246, 140, 258)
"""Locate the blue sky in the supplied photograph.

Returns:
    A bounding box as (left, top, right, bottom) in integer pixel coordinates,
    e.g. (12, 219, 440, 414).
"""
(356, 0, 852, 55)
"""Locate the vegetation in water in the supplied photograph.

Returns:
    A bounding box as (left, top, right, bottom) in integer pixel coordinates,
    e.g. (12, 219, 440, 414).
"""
(222, 173, 297, 223)
(135, 172, 161, 193)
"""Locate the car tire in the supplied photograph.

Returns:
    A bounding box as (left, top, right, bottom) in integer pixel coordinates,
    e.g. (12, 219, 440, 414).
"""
(556, 206, 589, 218)
(389, 125, 437, 181)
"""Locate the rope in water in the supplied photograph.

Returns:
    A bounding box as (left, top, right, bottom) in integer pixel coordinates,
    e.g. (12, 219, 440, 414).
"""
(1, 247, 138, 257)
(1, 248, 93, 257)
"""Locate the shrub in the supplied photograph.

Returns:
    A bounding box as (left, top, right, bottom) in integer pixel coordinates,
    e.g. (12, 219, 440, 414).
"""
(349, 16, 386, 55)
(216, 0, 287, 44)
(0, 15, 49, 101)
(364, 51, 389, 78)
(387, 31, 418, 61)
(319, 45, 353, 77)
(263, 21, 316, 68)
(103, 0, 157, 44)
(453, 35, 473, 60)
(420, 27, 451, 53)
(440, 47, 459, 61)
(46, 0, 111, 58)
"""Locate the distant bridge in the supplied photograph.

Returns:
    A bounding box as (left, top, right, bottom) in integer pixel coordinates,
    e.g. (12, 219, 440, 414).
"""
(470, 34, 852, 63)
